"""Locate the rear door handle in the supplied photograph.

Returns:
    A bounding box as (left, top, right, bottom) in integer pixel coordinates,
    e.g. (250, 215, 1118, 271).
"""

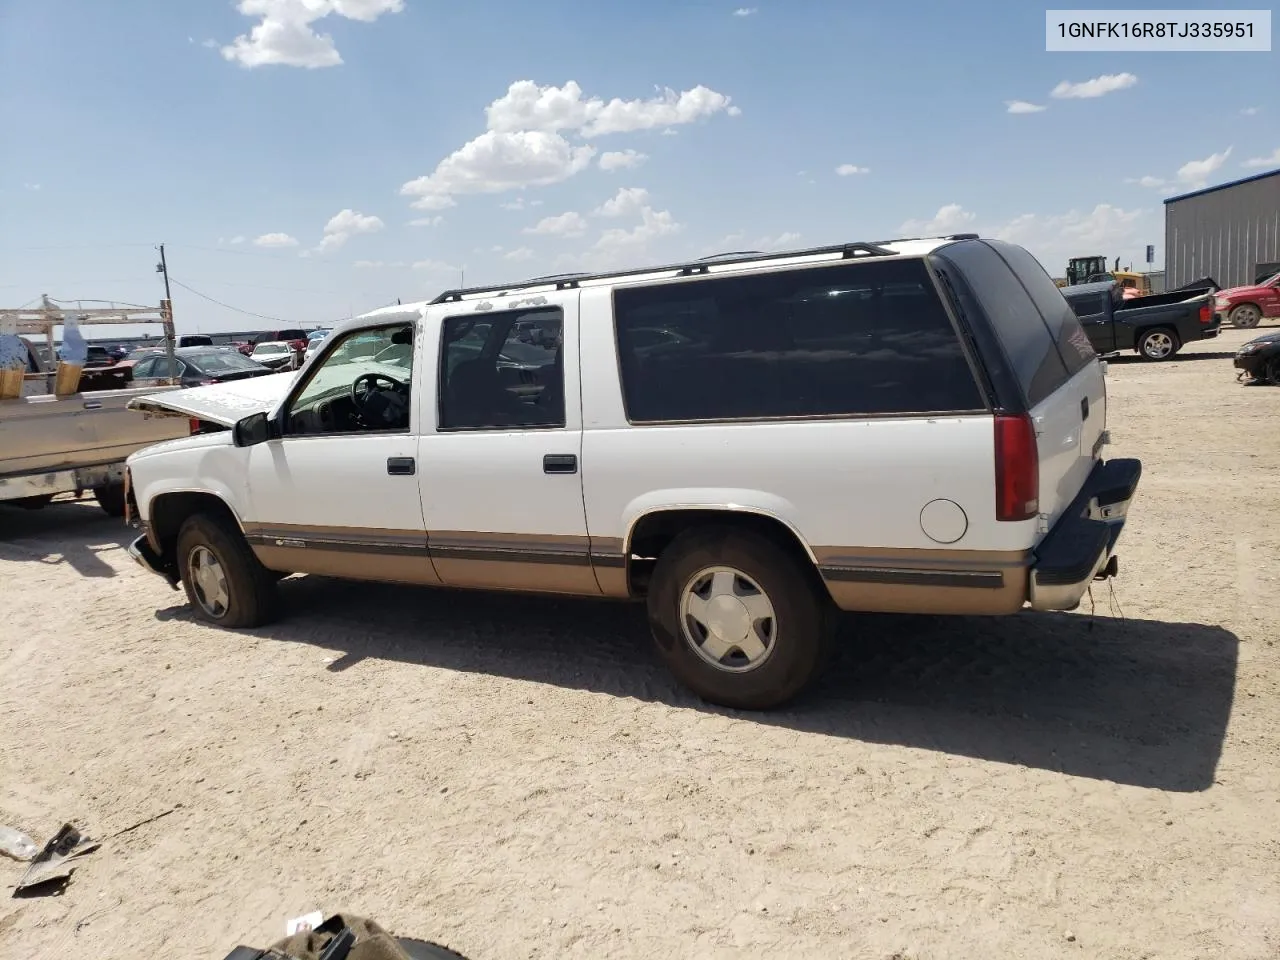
(543, 454, 577, 475)
(1081, 397, 1090, 421)
(387, 457, 416, 476)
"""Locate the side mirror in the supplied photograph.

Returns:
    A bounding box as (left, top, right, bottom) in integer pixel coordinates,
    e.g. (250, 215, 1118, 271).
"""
(233, 411, 272, 447)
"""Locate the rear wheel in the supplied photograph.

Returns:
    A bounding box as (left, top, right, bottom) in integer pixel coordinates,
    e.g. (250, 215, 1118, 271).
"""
(175, 512, 280, 628)
(646, 527, 832, 710)
(1230, 304, 1262, 329)
(93, 484, 126, 517)
(1137, 328, 1179, 361)
(1266, 358, 1280, 385)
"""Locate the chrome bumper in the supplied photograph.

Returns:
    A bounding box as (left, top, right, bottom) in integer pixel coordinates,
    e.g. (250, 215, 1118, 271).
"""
(127, 534, 180, 589)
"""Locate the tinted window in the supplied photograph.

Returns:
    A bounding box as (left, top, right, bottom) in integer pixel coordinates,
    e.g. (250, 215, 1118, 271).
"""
(438, 308, 564, 431)
(1066, 293, 1108, 318)
(132, 357, 156, 378)
(185, 351, 263, 375)
(934, 242, 1070, 408)
(613, 259, 982, 423)
(990, 241, 1096, 377)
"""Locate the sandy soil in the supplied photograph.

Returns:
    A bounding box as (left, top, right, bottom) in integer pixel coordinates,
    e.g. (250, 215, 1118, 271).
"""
(2, 327, 1278, 960)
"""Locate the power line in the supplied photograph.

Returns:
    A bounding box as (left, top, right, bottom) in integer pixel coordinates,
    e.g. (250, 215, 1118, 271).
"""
(168, 277, 283, 323)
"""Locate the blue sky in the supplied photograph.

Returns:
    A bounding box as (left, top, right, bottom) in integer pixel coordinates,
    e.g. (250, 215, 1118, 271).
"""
(1, 0, 1275, 334)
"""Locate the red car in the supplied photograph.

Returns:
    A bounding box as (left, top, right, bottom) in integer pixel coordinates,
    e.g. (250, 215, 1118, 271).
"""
(1216, 272, 1280, 328)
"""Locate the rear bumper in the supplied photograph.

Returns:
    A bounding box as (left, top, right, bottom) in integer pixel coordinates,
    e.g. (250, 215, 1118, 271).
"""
(1029, 458, 1141, 612)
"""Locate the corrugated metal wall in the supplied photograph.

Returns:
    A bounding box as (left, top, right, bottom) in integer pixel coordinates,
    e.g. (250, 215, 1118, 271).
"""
(1165, 171, 1280, 289)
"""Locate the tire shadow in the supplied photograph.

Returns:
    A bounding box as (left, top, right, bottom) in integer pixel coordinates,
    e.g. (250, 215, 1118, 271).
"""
(210, 576, 1238, 793)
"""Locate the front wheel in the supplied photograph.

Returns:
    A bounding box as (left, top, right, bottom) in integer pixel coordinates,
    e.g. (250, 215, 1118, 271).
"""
(1137, 328, 1179, 361)
(646, 528, 832, 710)
(1266, 358, 1280, 385)
(1230, 304, 1262, 329)
(175, 512, 280, 628)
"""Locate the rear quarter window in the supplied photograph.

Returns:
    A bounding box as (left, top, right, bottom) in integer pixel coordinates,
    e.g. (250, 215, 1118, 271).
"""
(612, 257, 985, 423)
(932, 241, 1072, 408)
(989, 241, 1096, 377)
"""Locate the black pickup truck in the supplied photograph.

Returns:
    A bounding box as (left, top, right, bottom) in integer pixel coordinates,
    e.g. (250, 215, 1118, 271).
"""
(1061, 280, 1220, 361)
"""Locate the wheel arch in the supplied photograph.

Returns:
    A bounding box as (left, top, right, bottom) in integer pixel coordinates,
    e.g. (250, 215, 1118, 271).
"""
(620, 497, 822, 598)
(148, 490, 246, 565)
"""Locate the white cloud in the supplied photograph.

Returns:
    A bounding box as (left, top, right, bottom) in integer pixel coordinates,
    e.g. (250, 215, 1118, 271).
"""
(756, 232, 801, 250)
(316, 208, 384, 253)
(201, 38, 218, 49)
(835, 163, 870, 176)
(599, 149, 648, 171)
(221, 0, 404, 69)
(229, 235, 246, 244)
(733, 7, 757, 15)
(401, 130, 596, 209)
(1125, 175, 1167, 189)
(504, 247, 535, 262)
(991, 204, 1149, 272)
(409, 216, 443, 227)
(524, 211, 588, 237)
(1243, 147, 1280, 169)
(354, 260, 383, 268)
(23, 182, 41, 191)
(484, 80, 735, 138)
(412, 259, 458, 273)
(1240, 106, 1260, 116)
(1176, 147, 1232, 187)
(899, 203, 977, 235)
(1051, 72, 1137, 99)
(594, 187, 651, 218)
(1005, 100, 1046, 114)
(597, 206, 682, 250)
(254, 232, 299, 248)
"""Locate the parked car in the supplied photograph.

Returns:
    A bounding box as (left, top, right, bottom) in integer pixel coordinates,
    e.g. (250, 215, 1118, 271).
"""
(129, 347, 279, 388)
(125, 236, 1140, 710)
(304, 329, 330, 362)
(1061, 280, 1220, 361)
(178, 335, 215, 348)
(83, 345, 117, 367)
(251, 328, 310, 361)
(1215, 271, 1280, 329)
(1234, 330, 1280, 384)
(249, 341, 298, 370)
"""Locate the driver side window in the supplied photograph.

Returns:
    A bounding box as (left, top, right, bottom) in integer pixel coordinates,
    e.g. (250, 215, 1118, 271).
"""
(285, 323, 414, 437)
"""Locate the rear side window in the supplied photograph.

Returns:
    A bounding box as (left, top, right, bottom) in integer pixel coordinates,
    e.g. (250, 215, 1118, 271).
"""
(934, 242, 1071, 408)
(612, 258, 984, 423)
(1066, 293, 1108, 318)
(989, 241, 1096, 377)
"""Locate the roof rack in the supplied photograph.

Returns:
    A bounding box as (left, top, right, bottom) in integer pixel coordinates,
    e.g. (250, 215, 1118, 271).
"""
(429, 235, 978, 305)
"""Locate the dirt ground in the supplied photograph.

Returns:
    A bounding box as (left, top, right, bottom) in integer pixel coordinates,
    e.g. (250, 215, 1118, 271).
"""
(2, 326, 1278, 960)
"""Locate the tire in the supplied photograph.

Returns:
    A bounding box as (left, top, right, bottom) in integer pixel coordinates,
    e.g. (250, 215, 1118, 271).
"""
(646, 527, 832, 710)
(1229, 304, 1262, 329)
(175, 512, 280, 628)
(93, 484, 126, 517)
(1136, 327, 1179, 361)
(1267, 358, 1280, 386)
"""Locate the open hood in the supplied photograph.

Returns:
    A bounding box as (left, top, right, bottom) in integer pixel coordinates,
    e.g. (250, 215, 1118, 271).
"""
(128, 370, 295, 427)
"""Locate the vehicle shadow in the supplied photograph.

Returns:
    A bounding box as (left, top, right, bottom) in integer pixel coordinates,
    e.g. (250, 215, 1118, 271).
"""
(1108, 350, 1237, 365)
(209, 576, 1237, 793)
(0, 498, 133, 578)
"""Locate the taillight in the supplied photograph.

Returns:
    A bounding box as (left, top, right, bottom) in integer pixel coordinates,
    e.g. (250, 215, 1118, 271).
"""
(1199, 303, 1212, 323)
(994, 413, 1039, 522)
(189, 418, 201, 435)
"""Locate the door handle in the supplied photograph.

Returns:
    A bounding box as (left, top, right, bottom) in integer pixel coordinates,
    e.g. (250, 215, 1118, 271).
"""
(387, 457, 416, 476)
(1081, 397, 1090, 421)
(543, 454, 577, 475)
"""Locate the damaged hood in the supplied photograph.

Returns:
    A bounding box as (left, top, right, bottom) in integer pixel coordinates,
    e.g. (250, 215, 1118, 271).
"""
(128, 370, 295, 427)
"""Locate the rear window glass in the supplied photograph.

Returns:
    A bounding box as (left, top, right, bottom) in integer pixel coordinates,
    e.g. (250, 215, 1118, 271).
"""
(989, 241, 1096, 378)
(612, 258, 984, 423)
(933, 241, 1070, 408)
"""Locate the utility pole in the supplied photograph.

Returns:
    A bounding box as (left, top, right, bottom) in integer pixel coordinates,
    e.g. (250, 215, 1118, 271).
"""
(156, 243, 176, 377)
(156, 243, 173, 304)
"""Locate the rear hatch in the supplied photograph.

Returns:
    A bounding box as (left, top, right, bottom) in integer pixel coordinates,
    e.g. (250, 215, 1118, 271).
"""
(934, 240, 1106, 528)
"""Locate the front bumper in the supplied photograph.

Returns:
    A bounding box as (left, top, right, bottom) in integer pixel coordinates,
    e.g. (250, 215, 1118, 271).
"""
(1028, 458, 1142, 612)
(1234, 353, 1266, 376)
(127, 534, 180, 589)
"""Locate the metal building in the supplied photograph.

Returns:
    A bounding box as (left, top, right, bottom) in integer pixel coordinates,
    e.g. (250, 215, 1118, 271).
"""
(1164, 167, 1280, 290)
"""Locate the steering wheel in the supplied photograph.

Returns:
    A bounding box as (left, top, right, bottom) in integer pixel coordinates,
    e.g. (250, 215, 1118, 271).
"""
(350, 371, 407, 408)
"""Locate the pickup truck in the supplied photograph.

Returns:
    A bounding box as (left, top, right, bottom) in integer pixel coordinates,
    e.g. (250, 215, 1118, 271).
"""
(1061, 280, 1220, 361)
(1, 335, 191, 513)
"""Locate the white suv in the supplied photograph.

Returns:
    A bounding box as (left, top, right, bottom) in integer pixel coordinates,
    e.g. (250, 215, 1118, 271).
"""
(125, 236, 1141, 709)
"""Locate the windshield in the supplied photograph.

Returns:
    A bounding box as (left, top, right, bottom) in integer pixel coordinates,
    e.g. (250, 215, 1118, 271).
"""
(185, 350, 267, 374)
(254, 344, 288, 355)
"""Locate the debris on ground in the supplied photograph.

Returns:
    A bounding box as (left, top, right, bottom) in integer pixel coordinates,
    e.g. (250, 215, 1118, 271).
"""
(13, 823, 100, 896)
(0, 826, 39, 862)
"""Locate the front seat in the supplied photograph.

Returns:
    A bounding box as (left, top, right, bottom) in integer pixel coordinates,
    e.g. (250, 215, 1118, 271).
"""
(446, 358, 514, 428)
